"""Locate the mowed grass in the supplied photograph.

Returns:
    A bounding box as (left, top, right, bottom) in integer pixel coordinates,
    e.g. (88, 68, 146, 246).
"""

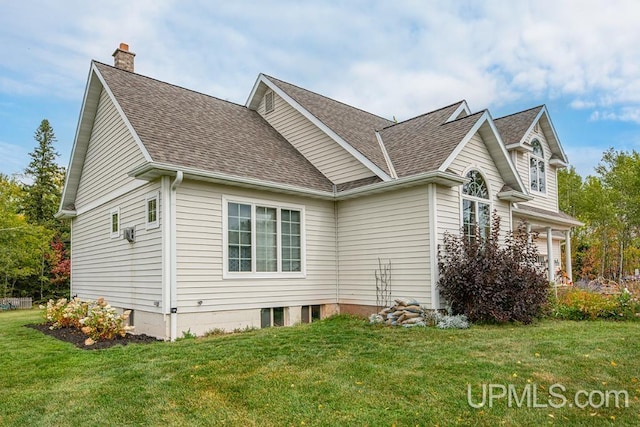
(1, 310, 639, 426)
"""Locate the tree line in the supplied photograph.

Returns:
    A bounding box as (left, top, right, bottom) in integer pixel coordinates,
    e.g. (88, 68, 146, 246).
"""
(559, 148, 640, 282)
(1, 119, 69, 301)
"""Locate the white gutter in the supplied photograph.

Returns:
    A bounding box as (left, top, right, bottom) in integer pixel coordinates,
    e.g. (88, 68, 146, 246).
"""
(169, 171, 183, 341)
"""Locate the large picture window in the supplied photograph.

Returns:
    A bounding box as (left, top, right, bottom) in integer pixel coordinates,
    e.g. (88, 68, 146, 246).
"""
(225, 198, 304, 276)
(530, 139, 546, 193)
(462, 170, 490, 243)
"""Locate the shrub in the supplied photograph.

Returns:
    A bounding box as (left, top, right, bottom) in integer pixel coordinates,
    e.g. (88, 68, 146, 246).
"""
(553, 288, 640, 320)
(40, 297, 133, 341)
(438, 215, 549, 324)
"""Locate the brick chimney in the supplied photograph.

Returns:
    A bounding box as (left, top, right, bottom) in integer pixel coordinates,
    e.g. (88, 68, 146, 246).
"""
(112, 43, 135, 72)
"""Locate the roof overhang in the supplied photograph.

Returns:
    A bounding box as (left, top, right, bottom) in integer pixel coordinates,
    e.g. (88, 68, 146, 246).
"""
(55, 209, 77, 219)
(497, 190, 533, 203)
(513, 206, 584, 228)
(509, 106, 569, 164)
(130, 162, 468, 201)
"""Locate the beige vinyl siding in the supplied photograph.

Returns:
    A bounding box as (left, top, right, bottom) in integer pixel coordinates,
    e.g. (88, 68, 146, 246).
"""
(175, 180, 337, 312)
(257, 91, 374, 184)
(71, 182, 163, 310)
(75, 88, 147, 208)
(515, 132, 559, 212)
(441, 133, 511, 240)
(337, 186, 431, 307)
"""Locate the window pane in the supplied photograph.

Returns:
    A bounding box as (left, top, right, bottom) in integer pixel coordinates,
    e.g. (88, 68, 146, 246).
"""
(256, 206, 277, 272)
(479, 203, 491, 240)
(229, 203, 252, 272)
(273, 307, 284, 327)
(311, 305, 321, 321)
(463, 170, 488, 198)
(463, 199, 475, 242)
(301, 305, 310, 323)
(261, 308, 271, 328)
(281, 209, 301, 272)
(538, 162, 546, 192)
(148, 199, 157, 223)
(530, 158, 538, 191)
(112, 213, 118, 233)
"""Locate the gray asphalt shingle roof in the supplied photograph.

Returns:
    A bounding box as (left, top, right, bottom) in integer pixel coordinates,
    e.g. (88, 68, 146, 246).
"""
(494, 106, 543, 145)
(381, 103, 483, 177)
(95, 62, 334, 192)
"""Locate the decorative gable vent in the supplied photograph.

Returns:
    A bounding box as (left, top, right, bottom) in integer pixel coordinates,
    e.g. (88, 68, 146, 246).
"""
(265, 91, 274, 113)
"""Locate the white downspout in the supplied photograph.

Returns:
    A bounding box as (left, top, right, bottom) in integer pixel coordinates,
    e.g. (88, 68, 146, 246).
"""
(170, 171, 183, 341)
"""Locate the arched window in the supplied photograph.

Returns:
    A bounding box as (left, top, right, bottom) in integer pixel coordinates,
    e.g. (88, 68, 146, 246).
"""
(530, 139, 545, 192)
(462, 170, 490, 242)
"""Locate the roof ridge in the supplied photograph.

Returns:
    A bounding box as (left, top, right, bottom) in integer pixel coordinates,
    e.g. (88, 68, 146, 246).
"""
(263, 74, 394, 124)
(441, 109, 485, 125)
(494, 104, 544, 121)
(380, 100, 467, 131)
(93, 60, 247, 109)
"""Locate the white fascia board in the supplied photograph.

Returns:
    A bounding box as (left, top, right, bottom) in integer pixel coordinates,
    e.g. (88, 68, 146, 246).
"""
(93, 65, 152, 163)
(375, 131, 397, 179)
(439, 112, 528, 195)
(505, 142, 533, 152)
(130, 162, 466, 201)
(512, 207, 584, 228)
(257, 75, 392, 182)
(55, 209, 77, 219)
(445, 100, 471, 123)
(130, 162, 335, 199)
(336, 170, 467, 199)
(497, 190, 534, 202)
(244, 73, 267, 109)
(539, 107, 569, 163)
(58, 65, 101, 212)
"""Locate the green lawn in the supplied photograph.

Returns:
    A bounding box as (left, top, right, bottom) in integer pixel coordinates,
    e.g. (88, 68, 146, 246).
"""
(1, 310, 639, 426)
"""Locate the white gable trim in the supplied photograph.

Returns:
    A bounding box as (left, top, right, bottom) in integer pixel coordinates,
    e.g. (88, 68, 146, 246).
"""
(375, 131, 397, 179)
(93, 64, 152, 162)
(58, 66, 98, 213)
(249, 75, 392, 182)
(518, 106, 568, 163)
(57, 63, 154, 215)
(445, 101, 471, 123)
(438, 111, 528, 195)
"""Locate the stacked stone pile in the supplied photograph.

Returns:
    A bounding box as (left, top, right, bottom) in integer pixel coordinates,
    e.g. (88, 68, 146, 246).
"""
(369, 299, 428, 327)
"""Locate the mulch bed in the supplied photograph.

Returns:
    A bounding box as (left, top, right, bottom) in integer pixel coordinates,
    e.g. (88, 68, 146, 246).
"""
(27, 323, 162, 350)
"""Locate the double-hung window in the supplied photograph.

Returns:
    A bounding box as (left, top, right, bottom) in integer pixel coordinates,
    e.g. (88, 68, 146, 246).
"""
(462, 170, 490, 243)
(530, 139, 546, 193)
(145, 192, 159, 229)
(110, 207, 120, 238)
(225, 198, 304, 276)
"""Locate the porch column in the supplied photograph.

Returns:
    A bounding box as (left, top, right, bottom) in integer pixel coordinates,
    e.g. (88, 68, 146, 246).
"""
(546, 227, 554, 282)
(565, 230, 572, 282)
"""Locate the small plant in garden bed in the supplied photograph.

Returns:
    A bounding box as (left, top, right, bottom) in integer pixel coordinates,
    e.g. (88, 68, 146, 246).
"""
(40, 297, 133, 345)
(552, 287, 640, 320)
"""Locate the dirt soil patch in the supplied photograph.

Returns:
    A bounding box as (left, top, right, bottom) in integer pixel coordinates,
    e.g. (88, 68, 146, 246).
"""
(27, 323, 162, 350)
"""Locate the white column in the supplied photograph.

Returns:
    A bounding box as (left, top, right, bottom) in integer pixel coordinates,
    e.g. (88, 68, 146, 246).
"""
(565, 230, 572, 282)
(546, 227, 554, 282)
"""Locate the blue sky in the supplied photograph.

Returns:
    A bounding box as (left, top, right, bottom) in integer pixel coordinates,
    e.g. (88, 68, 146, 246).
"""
(1, 0, 640, 179)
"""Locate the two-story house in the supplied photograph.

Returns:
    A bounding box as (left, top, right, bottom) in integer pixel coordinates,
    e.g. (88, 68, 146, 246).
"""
(57, 44, 581, 339)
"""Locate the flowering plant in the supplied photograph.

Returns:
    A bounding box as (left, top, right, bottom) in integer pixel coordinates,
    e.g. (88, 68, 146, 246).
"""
(40, 297, 133, 341)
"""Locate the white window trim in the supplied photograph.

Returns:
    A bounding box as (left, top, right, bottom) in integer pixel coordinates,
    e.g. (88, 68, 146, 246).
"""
(145, 191, 160, 230)
(110, 207, 120, 239)
(459, 168, 492, 240)
(222, 195, 306, 279)
(529, 139, 547, 196)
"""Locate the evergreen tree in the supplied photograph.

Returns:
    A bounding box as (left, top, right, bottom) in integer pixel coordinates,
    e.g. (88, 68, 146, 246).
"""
(23, 119, 63, 227)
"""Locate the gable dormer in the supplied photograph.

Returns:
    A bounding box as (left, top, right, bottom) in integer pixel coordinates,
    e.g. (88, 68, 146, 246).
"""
(495, 105, 568, 212)
(246, 74, 394, 185)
